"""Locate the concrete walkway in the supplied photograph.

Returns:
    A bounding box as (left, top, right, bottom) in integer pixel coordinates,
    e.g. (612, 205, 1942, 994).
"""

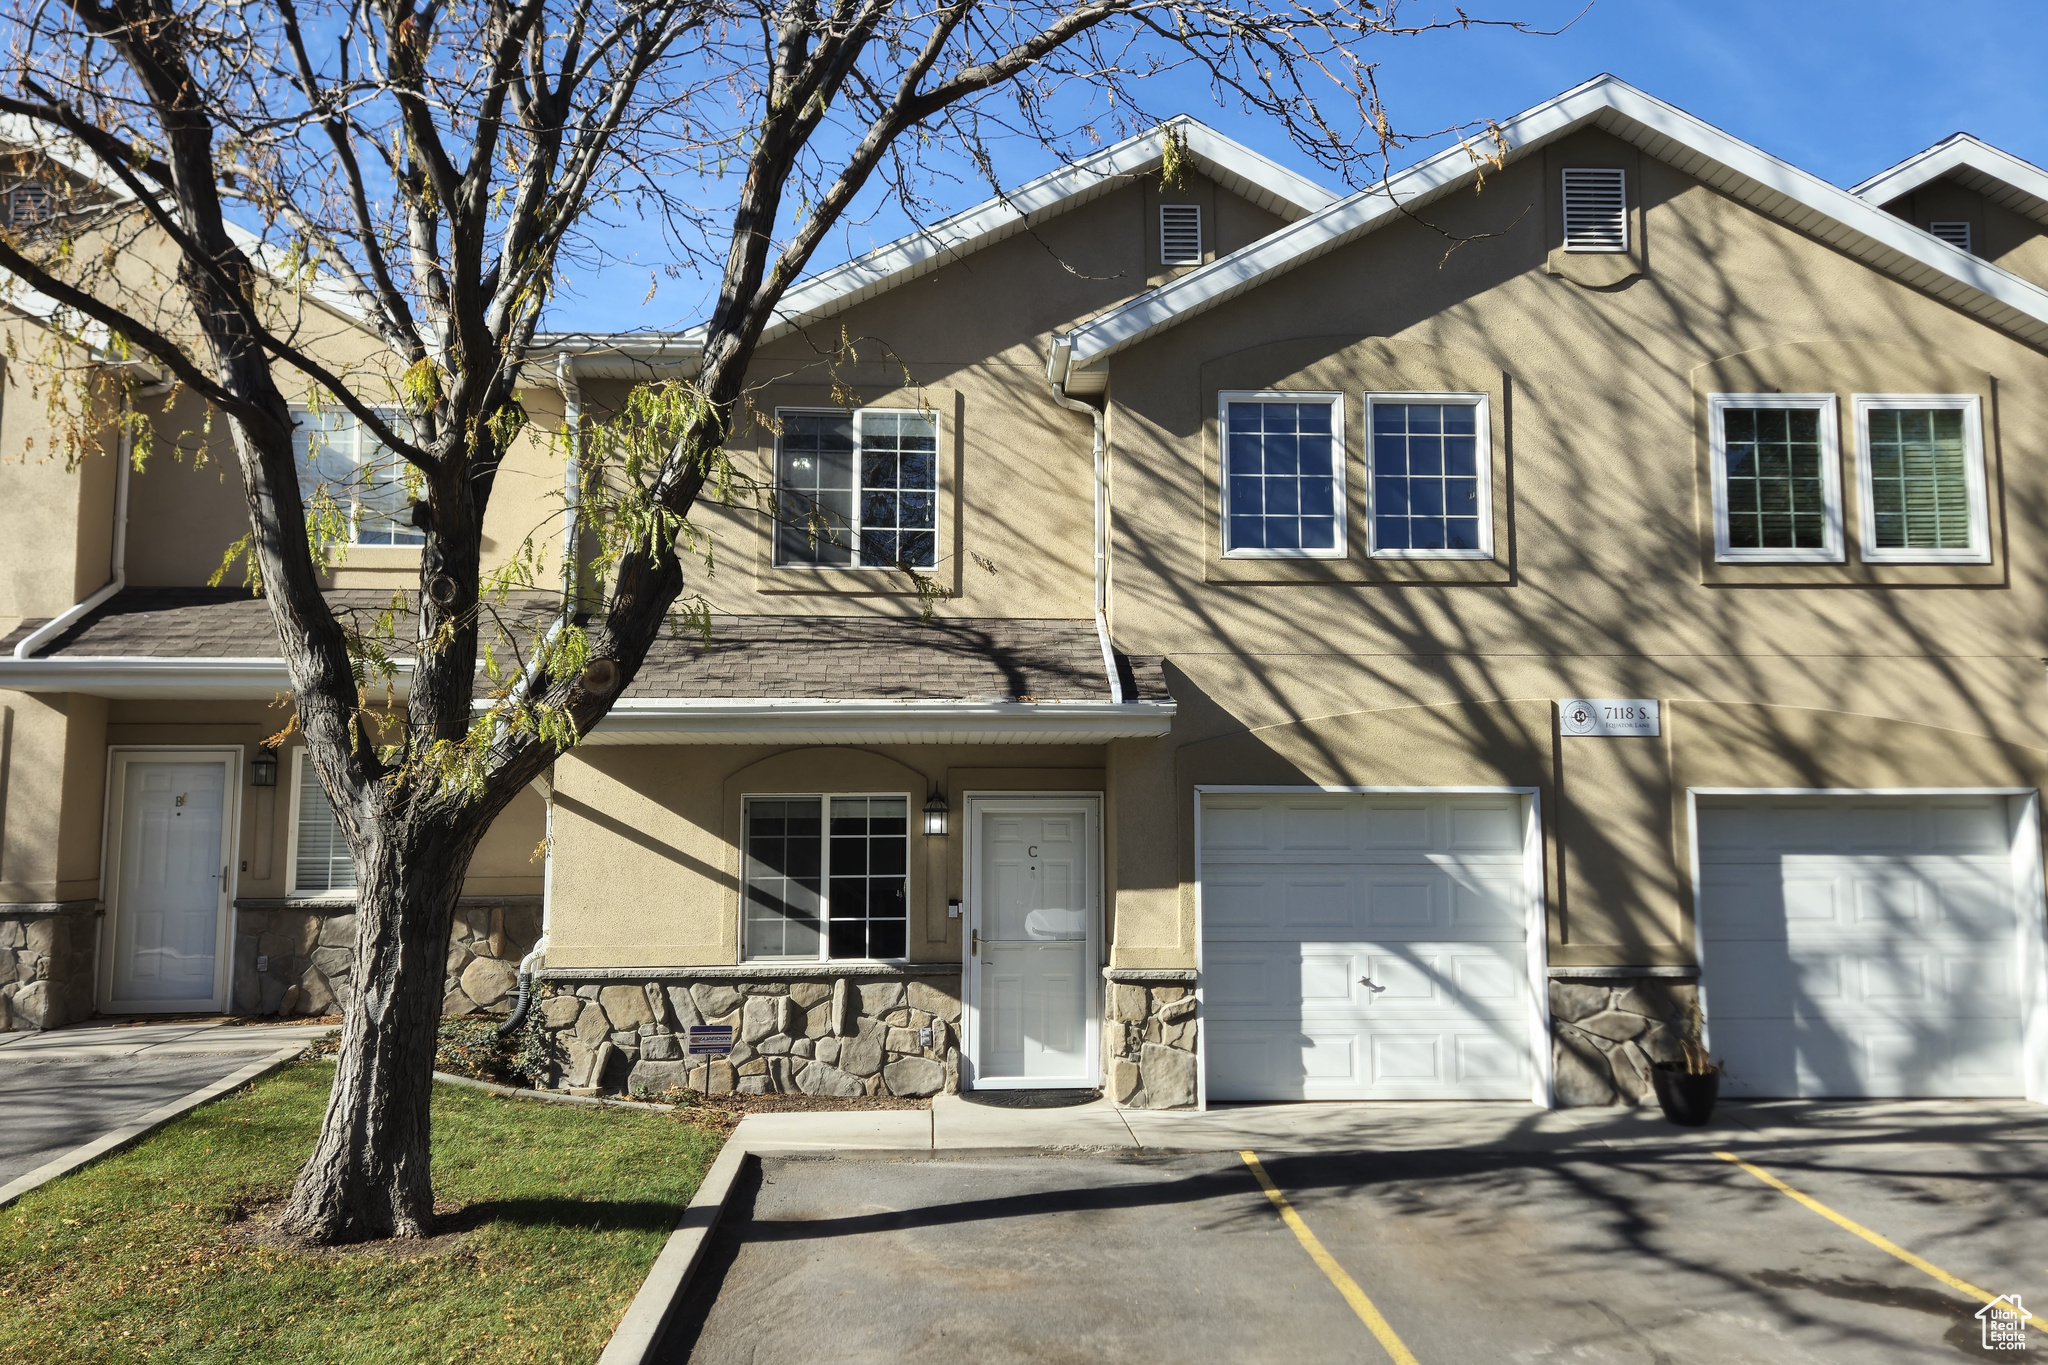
(0, 1017, 337, 1059)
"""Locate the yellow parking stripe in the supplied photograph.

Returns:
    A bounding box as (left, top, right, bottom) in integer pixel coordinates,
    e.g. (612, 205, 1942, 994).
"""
(1713, 1151, 2007, 1309)
(1240, 1150, 1422, 1365)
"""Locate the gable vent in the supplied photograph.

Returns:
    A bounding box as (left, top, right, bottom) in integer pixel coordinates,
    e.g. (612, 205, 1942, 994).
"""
(1930, 221, 1973, 253)
(1160, 204, 1203, 265)
(1562, 167, 1628, 253)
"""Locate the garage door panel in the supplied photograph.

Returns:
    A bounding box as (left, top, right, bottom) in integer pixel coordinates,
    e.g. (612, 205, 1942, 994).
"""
(1697, 796, 2027, 1100)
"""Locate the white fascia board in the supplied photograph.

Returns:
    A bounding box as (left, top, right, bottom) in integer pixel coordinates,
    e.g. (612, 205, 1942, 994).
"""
(1851, 132, 2048, 225)
(581, 696, 1176, 745)
(1063, 74, 2048, 371)
(526, 332, 708, 385)
(668, 118, 1335, 351)
(0, 656, 415, 699)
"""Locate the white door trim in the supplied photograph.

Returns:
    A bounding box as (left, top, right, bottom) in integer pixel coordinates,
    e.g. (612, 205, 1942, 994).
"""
(98, 746, 243, 1015)
(961, 791, 1103, 1091)
(1193, 785, 1553, 1109)
(1683, 786, 2048, 1104)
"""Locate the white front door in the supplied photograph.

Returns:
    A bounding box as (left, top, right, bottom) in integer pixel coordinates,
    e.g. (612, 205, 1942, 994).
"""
(1199, 791, 1543, 1102)
(967, 797, 1100, 1089)
(1696, 794, 2027, 1098)
(104, 751, 238, 1013)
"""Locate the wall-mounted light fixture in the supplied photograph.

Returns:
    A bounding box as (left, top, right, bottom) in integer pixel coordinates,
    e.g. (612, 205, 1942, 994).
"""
(922, 790, 950, 837)
(252, 746, 279, 788)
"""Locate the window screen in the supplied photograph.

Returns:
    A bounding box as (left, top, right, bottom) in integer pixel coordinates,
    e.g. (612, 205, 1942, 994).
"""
(1371, 401, 1484, 553)
(1161, 204, 1202, 265)
(775, 410, 937, 568)
(1223, 399, 1339, 554)
(293, 753, 355, 893)
(743, 796, 908, 960)
(1866, 407, 1972, 551)
(292, 406, 421, 547)
(1721, 405, 1829, 551)
(1562, 167, 1627, 253)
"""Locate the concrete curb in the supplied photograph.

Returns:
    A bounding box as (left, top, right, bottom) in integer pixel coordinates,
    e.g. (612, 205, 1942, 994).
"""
(597, 1135, 753, 1365)
(429, 1071, 676, 1113)
(0, 1045, 304, 1211)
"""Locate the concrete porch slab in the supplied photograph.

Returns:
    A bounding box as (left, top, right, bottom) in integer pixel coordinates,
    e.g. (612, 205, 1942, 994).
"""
(737, 1108, 933, 1151)
(931, 1093, 1138, 1149)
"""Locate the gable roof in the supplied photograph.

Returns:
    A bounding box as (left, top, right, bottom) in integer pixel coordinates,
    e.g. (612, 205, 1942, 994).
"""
(1851, 131, 2048, 226)
(535, 117, 1337, 380)
(1049, 74, 2048, 394)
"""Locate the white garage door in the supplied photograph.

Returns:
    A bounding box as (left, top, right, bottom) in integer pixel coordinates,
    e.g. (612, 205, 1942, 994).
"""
(1200, 792, 1537, 1102)
(1697, 795, 2027, 1098)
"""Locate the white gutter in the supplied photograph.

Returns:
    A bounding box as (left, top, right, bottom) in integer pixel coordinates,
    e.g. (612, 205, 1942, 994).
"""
(14, 390, 139, 660)
(0, 655, 414, 698)
(582, 697, 1174, 744)
(1045, 345, 1123, 705)
(555, 352, 582, 612)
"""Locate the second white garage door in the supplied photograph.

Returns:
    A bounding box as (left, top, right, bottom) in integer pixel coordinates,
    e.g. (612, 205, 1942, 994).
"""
(1696, 794, 2030, 1099)
(1200, 792, 1540, 1102)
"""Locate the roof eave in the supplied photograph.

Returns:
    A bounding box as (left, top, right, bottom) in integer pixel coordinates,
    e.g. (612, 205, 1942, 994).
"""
(582, 697, 1177, 745)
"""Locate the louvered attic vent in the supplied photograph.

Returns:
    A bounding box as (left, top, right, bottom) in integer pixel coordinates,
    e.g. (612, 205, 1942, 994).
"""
(1160, 204, 1203, 265)
(1930, 221, 1973, 253)
(1561, 168, 1627, 253)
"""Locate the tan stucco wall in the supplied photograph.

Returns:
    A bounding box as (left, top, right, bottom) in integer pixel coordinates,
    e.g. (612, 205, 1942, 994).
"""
(0, 692, 108, 903)
(546, 742, 1107, 969)
(1097, 128, 2048, 969)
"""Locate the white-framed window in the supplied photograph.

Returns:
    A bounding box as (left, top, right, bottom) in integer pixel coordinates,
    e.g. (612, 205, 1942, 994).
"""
(287, 748, 354, 896)
(773, 407, 939, 568)
(1562, 167, 1628, 253)
(1160, 203, 1203, 265)
(1853, 394, 1990, 563)
(1367, 392, 1493, 558)
(291, 404, 422, 547)
(1708, 393, 1844, 563)
(1930, 221, 1973, 253)
(1220, 392, 1345, 558)
(743, 794, 910, 961)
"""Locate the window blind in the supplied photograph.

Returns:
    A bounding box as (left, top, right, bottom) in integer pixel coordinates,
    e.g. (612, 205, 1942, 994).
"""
(294, 754, 355, 893)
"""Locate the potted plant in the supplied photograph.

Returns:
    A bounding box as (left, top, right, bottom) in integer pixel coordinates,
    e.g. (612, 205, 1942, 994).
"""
(1650, 1000, 1720, 1126)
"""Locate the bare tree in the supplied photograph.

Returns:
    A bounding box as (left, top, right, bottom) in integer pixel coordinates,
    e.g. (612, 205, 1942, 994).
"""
(0, 0, 1529, 1243)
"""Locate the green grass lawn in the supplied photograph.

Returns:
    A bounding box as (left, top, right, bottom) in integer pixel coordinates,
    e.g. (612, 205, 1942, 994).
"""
(0, 1062, 726, 1364)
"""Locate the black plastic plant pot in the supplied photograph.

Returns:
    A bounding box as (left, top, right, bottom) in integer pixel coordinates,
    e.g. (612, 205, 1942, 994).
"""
(1650, 1063, 1720, 1126)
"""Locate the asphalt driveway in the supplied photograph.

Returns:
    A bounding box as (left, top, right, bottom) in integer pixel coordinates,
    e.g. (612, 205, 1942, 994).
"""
(665, 1101, 2048, 1364)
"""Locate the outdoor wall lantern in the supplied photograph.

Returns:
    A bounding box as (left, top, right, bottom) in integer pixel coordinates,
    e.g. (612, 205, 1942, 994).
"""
(252, 747, 279, 788)
(922, 791, 950, 837)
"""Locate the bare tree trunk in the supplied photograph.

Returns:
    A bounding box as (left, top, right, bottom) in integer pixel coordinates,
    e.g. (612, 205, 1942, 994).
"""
(276, 831, 472, 1241)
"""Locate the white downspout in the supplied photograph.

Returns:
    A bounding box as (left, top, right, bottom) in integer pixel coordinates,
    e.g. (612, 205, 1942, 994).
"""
(14, 386, 147, 659)
(1047, 345, 1121, 704)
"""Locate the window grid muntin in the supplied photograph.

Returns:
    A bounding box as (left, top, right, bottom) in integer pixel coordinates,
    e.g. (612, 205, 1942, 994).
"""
(743, 793, 911, 962)
(1161, 204, 1203, 265)
(1708, 393, 1843, 563)
(1562, 167, 1628, 253)
(1854, 394, 1989, 564)
(1367, 392, 1492, 559)
(773, 408, 939, 570)
(1219, 392, 1345, 559)
(289, 749, 355, 894)
(291, 405, 421, 547)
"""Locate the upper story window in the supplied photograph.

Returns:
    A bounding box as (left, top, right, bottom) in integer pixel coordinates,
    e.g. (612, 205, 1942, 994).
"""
(1160, 204, 1203, 265)
(1562, 167, 1628, 253)
(1368, 394, 1492, 558)
(289, 749, 354, 895)
(1930, 221, 1973, 253)
(292, 405, 422, 547)
(1220, 393, 1344, 558)
(1708, 394, 1843, 563)
(1855, 394, 1989, 563)
(774, 408, 938, 569)
(743, 795, 909, 961)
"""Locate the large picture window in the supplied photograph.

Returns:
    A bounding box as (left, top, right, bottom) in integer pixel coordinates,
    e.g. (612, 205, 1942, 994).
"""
(288, 749, 354, 895)
(292, 405, 421, 547)
(774, 408, 938, 568)
(1220, 393, 1345, 558)
(1367, 393, 1492, 558)
(743, 795, 909, 961)
(1854, 394, 1990, 563)
(1708, 393, 1843, 563)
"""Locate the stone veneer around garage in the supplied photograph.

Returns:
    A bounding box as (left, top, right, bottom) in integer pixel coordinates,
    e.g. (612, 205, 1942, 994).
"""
(1103, 971, 1199, 1109)
(1548, 972, 1703, 1106)
(535, 970, 962, 1099)
(0, 901, 97, 1032)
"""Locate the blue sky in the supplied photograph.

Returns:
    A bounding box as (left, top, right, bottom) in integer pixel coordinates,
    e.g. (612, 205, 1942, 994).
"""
(547, 0, 2048, 332)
